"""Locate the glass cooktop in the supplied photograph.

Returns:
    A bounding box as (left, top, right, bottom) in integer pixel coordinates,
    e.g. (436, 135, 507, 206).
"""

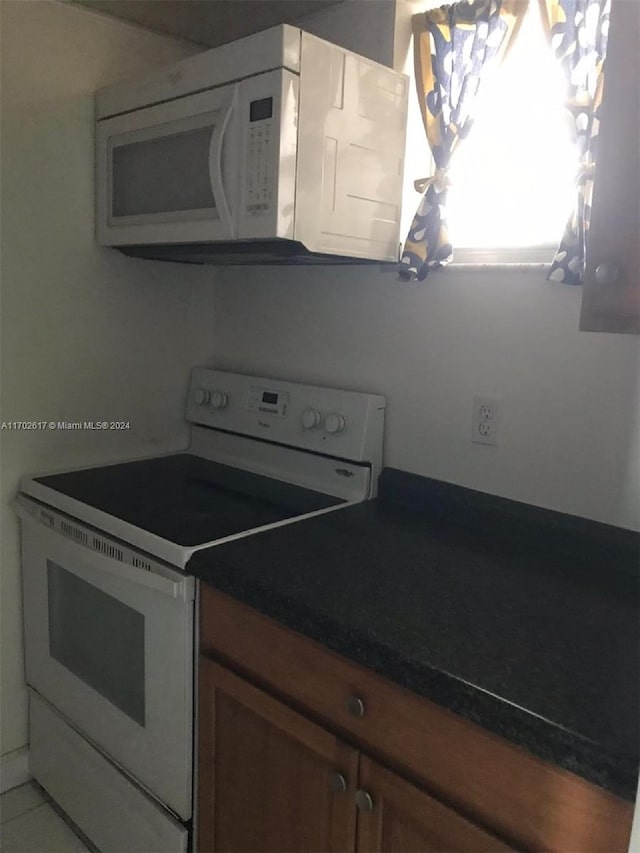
(35, 454, 343, 547)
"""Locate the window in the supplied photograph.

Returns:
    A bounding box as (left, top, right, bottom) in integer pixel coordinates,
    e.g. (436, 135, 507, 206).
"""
(405, 1, 577, 264)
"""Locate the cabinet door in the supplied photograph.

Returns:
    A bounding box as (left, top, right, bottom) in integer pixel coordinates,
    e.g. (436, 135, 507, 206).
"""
(355, 756, 512, 853)
(581, 0, 640, 333)
(198, 656, 358, 853)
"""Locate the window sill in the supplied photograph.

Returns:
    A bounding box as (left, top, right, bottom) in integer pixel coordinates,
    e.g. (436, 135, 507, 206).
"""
(390, 247, 556, 274)
(429, 245, 555, 272)
(445, 261, 552, 272)
(449, 246, 555, 265)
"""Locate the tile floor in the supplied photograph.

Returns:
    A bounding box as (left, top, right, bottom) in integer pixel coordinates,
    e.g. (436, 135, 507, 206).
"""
(0, 782, 89, 853)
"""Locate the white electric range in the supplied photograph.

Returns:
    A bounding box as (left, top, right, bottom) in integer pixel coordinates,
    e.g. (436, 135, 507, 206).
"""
(16, 368, 385, 853)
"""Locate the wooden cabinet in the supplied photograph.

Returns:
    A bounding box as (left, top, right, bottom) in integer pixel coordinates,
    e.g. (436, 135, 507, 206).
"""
(198, 657, 358, 853)
(198, 657, 510, 853)
(199, 587, 634, 852)
(355, 757, 510, 853)
(581, 0, 640, 334)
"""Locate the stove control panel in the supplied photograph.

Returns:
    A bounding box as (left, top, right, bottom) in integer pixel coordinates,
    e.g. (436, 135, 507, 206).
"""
(186, 368, 385, 465)
(247, 385, 289, 418)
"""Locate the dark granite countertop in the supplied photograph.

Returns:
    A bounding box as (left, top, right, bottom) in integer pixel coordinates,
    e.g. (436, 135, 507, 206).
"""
(188, 468, 640, 801)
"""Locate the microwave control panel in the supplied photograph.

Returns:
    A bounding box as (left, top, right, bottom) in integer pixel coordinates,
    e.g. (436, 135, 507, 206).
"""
(245, 96, 274, 215)
(237, 68, 298, 241)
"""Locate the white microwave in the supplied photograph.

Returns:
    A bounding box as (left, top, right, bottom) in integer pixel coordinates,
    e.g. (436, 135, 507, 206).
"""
(95, 25, 408, 265)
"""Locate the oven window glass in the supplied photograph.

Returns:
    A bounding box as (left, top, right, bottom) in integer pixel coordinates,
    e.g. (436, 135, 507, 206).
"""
(47, 561, 145, 726)
(112, 125, 216, 217)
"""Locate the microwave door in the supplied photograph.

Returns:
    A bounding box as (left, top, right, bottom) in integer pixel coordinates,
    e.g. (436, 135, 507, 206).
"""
(96, 85, 240, 246)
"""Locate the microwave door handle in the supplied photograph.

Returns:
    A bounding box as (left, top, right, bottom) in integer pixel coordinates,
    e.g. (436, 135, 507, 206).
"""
(15, 495, 187, 601)
(208, 87, 237, 236)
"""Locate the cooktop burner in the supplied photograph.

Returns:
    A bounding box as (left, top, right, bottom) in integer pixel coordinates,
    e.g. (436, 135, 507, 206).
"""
(36, 454, 343, 547)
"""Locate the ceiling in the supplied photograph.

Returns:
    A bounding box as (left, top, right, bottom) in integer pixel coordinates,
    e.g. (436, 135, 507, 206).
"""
(71, 0, 345, 48)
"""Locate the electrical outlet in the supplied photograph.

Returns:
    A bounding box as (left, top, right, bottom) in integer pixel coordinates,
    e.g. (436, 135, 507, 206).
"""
(471, 396, 501, 446)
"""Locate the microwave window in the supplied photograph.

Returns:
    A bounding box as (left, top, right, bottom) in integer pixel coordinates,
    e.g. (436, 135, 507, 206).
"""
(250, 97, 273, 123)
(47, 560, 145, 726)
(112, 126, 216, 217)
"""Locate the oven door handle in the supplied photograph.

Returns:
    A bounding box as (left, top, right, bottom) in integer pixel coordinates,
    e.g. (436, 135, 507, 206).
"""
(15, 496, 191, 601)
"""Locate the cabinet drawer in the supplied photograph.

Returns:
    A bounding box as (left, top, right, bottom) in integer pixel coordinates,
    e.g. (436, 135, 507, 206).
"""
(199, 586, 633, 852)
(200, 586, 380, 751)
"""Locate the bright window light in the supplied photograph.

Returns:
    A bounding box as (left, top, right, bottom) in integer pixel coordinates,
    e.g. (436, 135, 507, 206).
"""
(445, 3, 577, 249)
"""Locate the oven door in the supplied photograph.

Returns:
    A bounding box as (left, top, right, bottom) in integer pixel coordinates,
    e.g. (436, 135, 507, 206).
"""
(17, 496, 195, 820)
(96, 83, 240, 246)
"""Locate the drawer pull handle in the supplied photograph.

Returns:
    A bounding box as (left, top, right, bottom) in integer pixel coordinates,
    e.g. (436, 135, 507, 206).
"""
(347, 694, 365, 717)
(355, 790, 374, 812)
(328, 771, 347, 793)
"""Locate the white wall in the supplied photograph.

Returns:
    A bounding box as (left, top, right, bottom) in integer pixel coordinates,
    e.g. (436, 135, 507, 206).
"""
(213, 264, 639, 531)
(0, 0, 216, 761)
(295, 0, 396, 65)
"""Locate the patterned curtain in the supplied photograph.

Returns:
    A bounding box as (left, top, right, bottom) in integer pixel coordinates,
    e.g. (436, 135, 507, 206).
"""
(399, 0, 525, 281)
(539, 0, 610, 284)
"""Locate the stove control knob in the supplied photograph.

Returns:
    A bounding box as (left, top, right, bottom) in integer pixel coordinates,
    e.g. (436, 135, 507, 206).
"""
(324, 413, 346, 435)
(194, 388, 210, 406)
(210, 391, 229, 410)
(302, 408, 322, 430)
